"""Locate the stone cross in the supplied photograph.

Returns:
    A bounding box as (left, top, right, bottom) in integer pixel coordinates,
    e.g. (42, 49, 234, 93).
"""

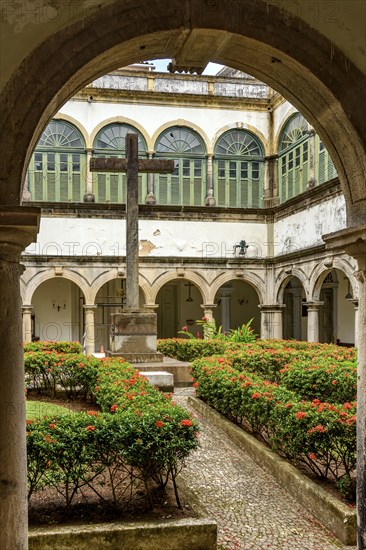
(90, 133, 174, 309)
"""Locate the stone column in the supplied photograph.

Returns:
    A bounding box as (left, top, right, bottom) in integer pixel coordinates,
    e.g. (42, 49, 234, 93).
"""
(305, 301, 323, 342)
(83, 148, 95, 202)
(259, 304, 285, 339)
(205, 154, 216, 206)
(0, 206, 40, 550)
(350, 299, 359, 348)
(22, 305, 33, 343)
(323, 225, 366, 548)
(307, 128, 317, 189)
(218, 287, 233, 333)
(145, 152, 156, 204)
(263, 154, 279, 208)
(200, 304, 217, 338)
(83, 305, 97, 355)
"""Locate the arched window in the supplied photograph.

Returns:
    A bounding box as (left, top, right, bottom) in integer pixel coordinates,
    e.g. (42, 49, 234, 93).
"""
(154, 127, 206, 206)
(278, 113, 309, 202)
(93, 123, 147, 203)
(214, 130, 264, 208)
(28, 120, 86, 202)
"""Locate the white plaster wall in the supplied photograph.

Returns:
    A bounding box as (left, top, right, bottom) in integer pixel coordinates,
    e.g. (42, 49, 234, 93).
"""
(32, 278, 77, 341)
(273, 195, 346, 256)
(60, 100, 270, 151)
(25, 218, 269, 259)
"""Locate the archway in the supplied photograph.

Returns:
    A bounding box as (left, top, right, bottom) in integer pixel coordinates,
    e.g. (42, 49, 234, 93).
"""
(156, 279, 203, 339)
(31, 278, 84, 342)
(314, 269, 356, 346)
(281, 276, 307, 341)
(0, 1, 365, 226)
(214, 280, 260, 335)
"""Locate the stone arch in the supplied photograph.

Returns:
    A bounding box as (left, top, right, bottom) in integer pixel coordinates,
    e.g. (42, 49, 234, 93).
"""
(210, 272, 264, 305)
(151, 120, 210, 154)
(151, 271, 209, 304)
(276, 269, 309, 304)
(1, 1, 366, 223)
(90, 269, 147, 305)
(23, 269, 90, 305)
(90, 117, 151, 151)
(212, 123, 269, 156)
(310, 258, 358, 301)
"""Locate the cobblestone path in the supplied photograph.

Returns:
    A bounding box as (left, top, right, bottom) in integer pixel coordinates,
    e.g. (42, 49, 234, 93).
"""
(174, 389, 357, 550)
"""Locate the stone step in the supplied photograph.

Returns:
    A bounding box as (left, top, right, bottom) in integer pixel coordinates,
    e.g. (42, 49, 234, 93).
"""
(139, 370, 174, 392)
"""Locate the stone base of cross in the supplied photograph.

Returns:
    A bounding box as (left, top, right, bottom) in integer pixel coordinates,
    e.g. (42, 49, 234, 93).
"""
(107, 310, 163, 363)
(90, 133, 174, 362)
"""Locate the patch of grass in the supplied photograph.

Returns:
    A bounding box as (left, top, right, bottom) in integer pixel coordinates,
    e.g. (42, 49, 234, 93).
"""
(26, 401, 72, 420)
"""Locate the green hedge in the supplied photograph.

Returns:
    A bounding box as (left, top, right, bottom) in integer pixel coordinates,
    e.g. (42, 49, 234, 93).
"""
(26, 354, 199, 510)
(191, 356, 356, 490)
(157, 338, 244, 361)
(24, 341, 83, 354)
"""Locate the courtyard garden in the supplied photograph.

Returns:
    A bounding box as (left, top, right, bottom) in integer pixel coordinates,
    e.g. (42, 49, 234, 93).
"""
(157, 324, 357, 503)
(25, 341, 199, 524)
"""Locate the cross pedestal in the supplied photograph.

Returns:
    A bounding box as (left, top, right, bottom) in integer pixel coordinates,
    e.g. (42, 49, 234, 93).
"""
(90, 133, 174, 362)
(108, 310, 163, 363)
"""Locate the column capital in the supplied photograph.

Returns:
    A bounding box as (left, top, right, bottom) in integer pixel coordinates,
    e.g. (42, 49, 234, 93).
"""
(201, 303, 217, 310)
(0, 206, 40, 261)
(264, 154, 278, 162)
(83, 304, 97, 310)
(304, 301, 324, 310)
(323, 225, 366, 268)
(22, 304, 33, 311)
(258, 303, 286, 312)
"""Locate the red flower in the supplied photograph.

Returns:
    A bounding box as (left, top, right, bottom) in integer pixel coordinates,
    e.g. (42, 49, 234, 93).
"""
(193, 381, 199, 388)
(180, 419, 193, 427)
(49, 423, 56, 429)
(309, 452, 317, 461)
(86, 425, 96, 431)
(95, 386, 100, 392)
(155, 420, 164, 428)
(251, 392, 261, 399)
(45, 434, 51, 443)
(87, 410, 98, 416)
(332, 379, 337, 385)
(110, 404, 118, 413)
(285, 403, 292, 408)
(296, 411, 307, 420)
(343, 402, 352, 410)
(181, 326, 188, 332)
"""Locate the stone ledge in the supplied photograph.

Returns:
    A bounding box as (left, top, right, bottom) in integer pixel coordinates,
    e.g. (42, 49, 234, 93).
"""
(29, 517, 217, 550)
(188, 396, 356, 546)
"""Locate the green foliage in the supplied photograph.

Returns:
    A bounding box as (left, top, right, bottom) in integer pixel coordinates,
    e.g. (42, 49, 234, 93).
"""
(157, 338, 242, 361)
(25, 352, 100, 399)
(191, 353, 356, 489)
(24, 341, 83, 353)
(228, 319, 257, 343)
(26, 352, 199, 510)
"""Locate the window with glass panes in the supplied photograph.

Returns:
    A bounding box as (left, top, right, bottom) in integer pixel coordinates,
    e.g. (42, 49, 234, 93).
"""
(316, 136, 337, 183)
(28, 120, 86, 202)
(214, 130, 264, 208)
(278, 113, 309, 202)
(92, 124, 148, 203)
(154, 127, 206, 206)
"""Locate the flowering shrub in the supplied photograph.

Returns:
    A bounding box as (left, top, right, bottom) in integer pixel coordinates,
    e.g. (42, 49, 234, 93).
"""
(25, 352, 100, 399)
(191, 355, 356, 489)
(157, 338, 244, 361)
(24, 341, 83, 354)
(26, 353, 199, 510)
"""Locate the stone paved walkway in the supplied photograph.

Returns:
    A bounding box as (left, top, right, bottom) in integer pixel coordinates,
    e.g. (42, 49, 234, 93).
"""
(174, 388, 357, 550)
